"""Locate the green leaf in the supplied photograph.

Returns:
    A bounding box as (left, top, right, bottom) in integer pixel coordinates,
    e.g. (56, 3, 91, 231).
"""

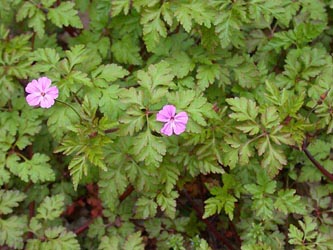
(301, 0, 327, 21)
(156, 191, 178, 219)
(92, 64, 129, 85)
(135, 197, 157, 219)
(16, 3, 45, 37)
(68, 155, 87, 191)
(231, 56, 260, 88)
(236, 122, 260, 136)
(196, 64, 221, 90)
(226, 97, 259, 122)
(0, 216, 27, 249)
(203, 191, 237, 220)
(260, 139, 287, 177)
(264, 80, 283, 105)
(41, 0, 57, 8)
(0, 190, 26, 215)
(167, 52, 195, 78)
(137, 61, 174, 91)
(48, 2, 83, 28)
(119, 108, 145, 136)
(213, 2, 247, 48)
(222, 144, 239, 169)
(36, 194, 65, 221)
(65, 44, 88, 70)
(132, 130, 166, 167)
(265, 22, 325, 52)
(159, 163, 180, 194)
(288, 217, 319, 247)
(203, 174, 240, 220)
(47, 104, 80, 140)
(98, 235, 120, 250)
(261, 107, 280, 129)
(245, 171, 277, 198)
(123, 232, 144, 250)
(87, 217, 106, 240)
(253, 197, 274, 220)
(186, 95, 217, 128)
(42, 227, 80, 250)
(274, 189, 306, 215)
(16, 2, 35, 22)
(111, 35, 143, 65)
(224, 135, 254, 166)
(111, 0, 131, 16)
(6, 153, 55, 183)
(288, 224, 304, 246)
(263, 30, 296, 52)
(167, 90, 196, 110)
(99, 85, 123, 119)
(0, 165, 10, 186)
(248, 0, 299, 26)
(141, 7, 167, 51)
(99, 167, 128, 212)
(29, 10, 46, 38)
(173, 1, 213, 33)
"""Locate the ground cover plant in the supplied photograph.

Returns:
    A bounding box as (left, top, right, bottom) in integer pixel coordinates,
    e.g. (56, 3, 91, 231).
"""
(1, 0, 333, 249)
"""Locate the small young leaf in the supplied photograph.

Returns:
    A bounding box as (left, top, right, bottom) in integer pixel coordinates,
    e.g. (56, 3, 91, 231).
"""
(42, 227, 80, 250)
(156, 191, 178, 219)
(48, 2, 83, 28)
(226, 97, 259, 122)
(123, 232, 145, 250)
(0, 216, 27, 249)
(135, 197, 157, 219)
(6, 154, 55, 183)
(274, 189, 306, 215)
(36, 194, 65, 221)
(0, 190, 26, 215)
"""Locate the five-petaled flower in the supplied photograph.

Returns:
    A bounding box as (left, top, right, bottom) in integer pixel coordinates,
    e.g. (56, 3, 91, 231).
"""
(156, 104, 188, 136)
(25, 77, 59, 108)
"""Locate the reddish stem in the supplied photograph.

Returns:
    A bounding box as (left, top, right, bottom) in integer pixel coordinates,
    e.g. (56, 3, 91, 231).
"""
(303, 148, 333, 182)
(104, 128, 119, 134)
(26, 201, 35, 239)
(119, 185, 134, 202)
(74, 219, 93, 235)
(301, 137, 333, 182)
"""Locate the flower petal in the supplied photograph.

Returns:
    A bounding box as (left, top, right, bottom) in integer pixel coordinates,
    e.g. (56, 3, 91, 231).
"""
(161, 122, 174, 136)
(174, 111, 188, 124)
(156, 105, 176, 122)
(173, 122, 186, 135)
(26, 93, 42, 107)
(25, 80, 40, 94)
(40, 96, 55, 108)
(45, 86, 59, 99)
(38, 77, 52, 92)
(156, 112, 170, 122)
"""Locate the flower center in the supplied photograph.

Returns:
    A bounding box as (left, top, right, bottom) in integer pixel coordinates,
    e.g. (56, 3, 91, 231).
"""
(41, 92, 46, 96)
(170, 116, 175, 121)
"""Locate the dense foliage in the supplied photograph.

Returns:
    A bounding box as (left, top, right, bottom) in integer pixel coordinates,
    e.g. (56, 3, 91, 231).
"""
(1, 0, 333, 249)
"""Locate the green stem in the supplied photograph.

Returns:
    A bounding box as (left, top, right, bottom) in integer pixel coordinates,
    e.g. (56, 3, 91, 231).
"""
(16, 152, 29, 161)
(55, 100, 82, 122)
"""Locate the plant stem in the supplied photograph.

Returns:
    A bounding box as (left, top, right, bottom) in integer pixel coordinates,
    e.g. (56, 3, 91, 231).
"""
(301, 137, 333, 182)
(55, 99, 82, 122)
(119, 185, 134, 202)
(303, 148, 333, 182)
(74, 219, 93, 235)
(15, 151, 29, 161)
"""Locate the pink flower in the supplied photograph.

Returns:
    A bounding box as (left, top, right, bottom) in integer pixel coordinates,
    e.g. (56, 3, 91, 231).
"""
(25, 77, 59, 108)
(156, 105, 188, 136)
